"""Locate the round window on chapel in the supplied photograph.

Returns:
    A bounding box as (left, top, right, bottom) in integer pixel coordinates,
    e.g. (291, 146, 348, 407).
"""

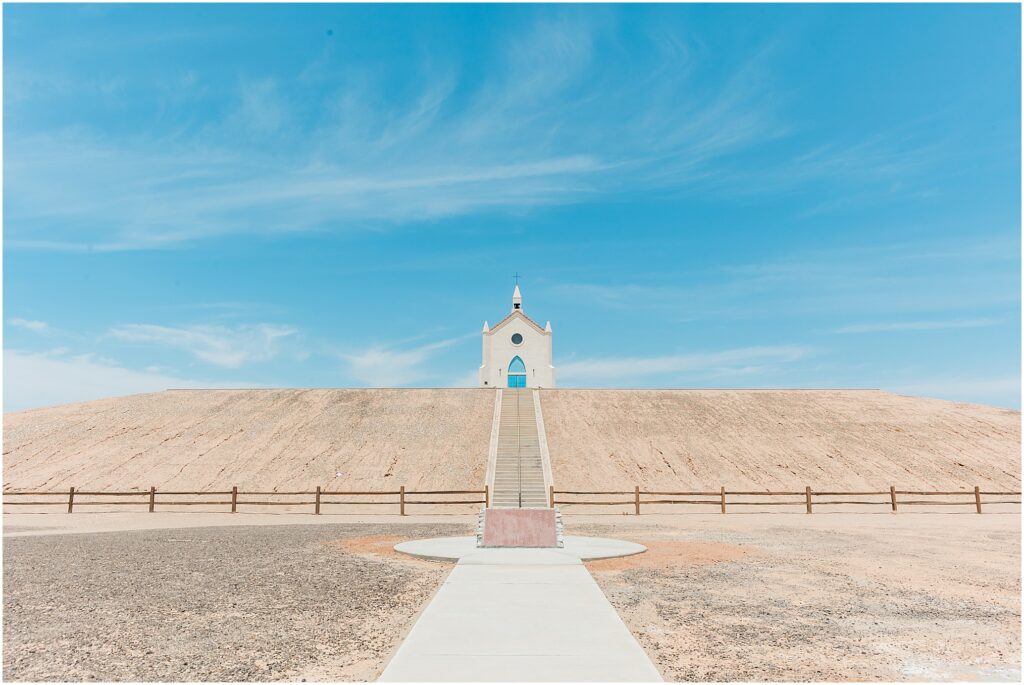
(511, 333, 523, 345)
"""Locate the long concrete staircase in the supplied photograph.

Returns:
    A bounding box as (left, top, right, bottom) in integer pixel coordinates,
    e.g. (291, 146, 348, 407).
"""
(491, 389, 549, 508)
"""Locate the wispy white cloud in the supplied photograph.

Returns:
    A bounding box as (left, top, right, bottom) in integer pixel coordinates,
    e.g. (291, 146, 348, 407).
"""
(8, 318, 50, 332)
(552, 236, 1020, 321)
(5, 129, 609, 250)
(109, 323, 297, 368)
(4, 10, 975, 254)
(831, 318, 1002, 334)
(3, 349, 252, 412)
(888, 375, 1021, 410)
(226, 78, 289, 136)
(447, 369, 481, 388)
(557, 345, 809, 385)
(339, 334, 473, 387)
(1, 15, 800, 251)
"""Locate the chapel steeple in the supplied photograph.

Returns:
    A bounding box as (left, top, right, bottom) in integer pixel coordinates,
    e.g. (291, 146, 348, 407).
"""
(512, 285, 522, 311)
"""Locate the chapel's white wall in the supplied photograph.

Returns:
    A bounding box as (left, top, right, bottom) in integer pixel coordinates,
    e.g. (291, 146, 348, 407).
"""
(479, 315, 555, 388)
(481, 328, 492, 383)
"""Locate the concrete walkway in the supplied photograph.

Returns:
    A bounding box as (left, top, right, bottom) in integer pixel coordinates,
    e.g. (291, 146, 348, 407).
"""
(394, 534, 647, 562)
(379, 547, 662, 682)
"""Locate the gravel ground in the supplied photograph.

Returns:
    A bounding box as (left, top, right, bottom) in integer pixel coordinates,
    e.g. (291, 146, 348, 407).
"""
(3, 522, 471, 682)
(574, 517, 1021, 682)
(5, 514, 1018, 682)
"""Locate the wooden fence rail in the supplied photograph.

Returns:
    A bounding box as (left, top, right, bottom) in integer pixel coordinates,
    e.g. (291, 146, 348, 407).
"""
(550, 485, 1021, 514)
(6, 484, 1019, 515)
(2, 485, 489, 516)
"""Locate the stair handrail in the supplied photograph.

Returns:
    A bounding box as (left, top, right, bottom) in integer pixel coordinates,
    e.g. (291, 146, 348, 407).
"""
(517, 389, 523, 508)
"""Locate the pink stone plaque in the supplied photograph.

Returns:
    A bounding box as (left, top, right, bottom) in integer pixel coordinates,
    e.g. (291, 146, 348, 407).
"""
(482, 507, 558, 547)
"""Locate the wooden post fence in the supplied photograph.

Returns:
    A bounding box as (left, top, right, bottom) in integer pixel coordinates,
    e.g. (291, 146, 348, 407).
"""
(6, 484, 1016, 517)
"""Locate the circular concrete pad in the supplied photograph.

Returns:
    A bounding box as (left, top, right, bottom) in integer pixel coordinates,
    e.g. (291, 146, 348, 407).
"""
(394, 535, 646, 562)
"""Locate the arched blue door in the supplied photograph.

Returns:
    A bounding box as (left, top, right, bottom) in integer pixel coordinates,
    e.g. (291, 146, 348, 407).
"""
(507, 356, 526, 388)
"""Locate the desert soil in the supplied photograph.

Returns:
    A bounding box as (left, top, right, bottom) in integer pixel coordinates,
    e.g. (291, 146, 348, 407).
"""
(5, 389, 1020, 497)
(541, 389, 1021, 490)
(2, 522, 472, 682)
(572, 514, 1021, 682)
(3, 513, 1019, 681)
(3, 389, 494, 491)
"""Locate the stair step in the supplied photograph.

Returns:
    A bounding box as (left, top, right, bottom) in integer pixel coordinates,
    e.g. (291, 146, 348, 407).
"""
(489, 389, 550, 510)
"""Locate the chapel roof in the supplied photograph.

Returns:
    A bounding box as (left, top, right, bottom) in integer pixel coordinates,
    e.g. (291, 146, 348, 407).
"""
(489, 309, 548, 335)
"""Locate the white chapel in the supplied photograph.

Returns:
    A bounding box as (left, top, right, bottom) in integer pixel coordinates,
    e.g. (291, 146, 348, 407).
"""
(479, 285, 555, 388)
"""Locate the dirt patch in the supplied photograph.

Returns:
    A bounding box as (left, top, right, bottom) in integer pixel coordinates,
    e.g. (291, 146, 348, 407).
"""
(588, 540, 755, 572)
(321, 534, 437, 564)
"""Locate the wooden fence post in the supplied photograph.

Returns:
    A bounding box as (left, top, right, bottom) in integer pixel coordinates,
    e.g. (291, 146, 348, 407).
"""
(400, 485, 405, 516)
(484, 485, 489, 508)
(890, 485, 897, 512)
(149, 486, 156, 513)
(231, 486, 238, 513)
(635, 485, 641, 516)
(549, 485, 554, 508)
(805, 486, 813, 514)
(315, 486, 321, 515)
(720, 486, 726, 514)
(67, 486, 75, 514)
(975, 485, 982, 514)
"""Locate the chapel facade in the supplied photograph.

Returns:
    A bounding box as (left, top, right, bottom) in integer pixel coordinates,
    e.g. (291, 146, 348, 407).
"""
(479, 285, 555, 388)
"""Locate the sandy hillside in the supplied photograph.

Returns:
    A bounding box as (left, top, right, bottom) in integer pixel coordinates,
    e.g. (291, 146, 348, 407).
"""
(5, 388, 1020, 493)
(3, 389, 494, 491)
(541, 389, 1021, 490)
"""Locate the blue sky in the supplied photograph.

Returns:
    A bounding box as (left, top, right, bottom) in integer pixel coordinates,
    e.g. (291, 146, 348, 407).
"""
(3, 3, 1021, 410)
